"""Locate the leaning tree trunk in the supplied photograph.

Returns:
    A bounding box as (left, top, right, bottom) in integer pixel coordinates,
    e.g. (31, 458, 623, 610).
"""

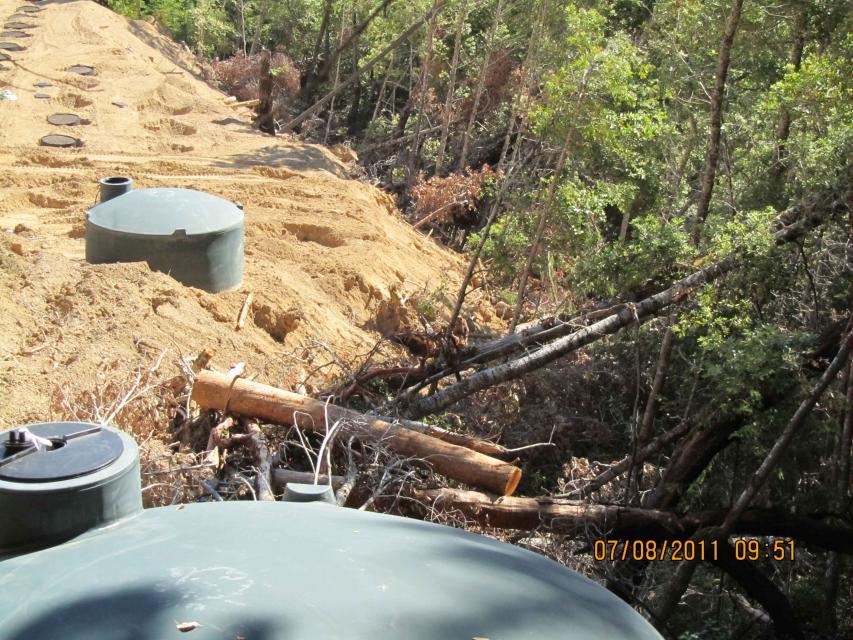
(398, 190, 836, 414)
(768, 7, 806, 207)
(407, 257, 736, 416)
(497, 0, 546, 172)
(324, 5, 347, 144)
(406, 0, 440, 187)
(508, 132, 572, 332)
(691, 0, 745, 244)
(305, 0, 334, 98)
(248, 0, 269, 56)
(824, 364, 853, 631)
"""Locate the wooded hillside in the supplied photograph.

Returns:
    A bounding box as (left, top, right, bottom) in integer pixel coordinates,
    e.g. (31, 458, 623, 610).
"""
(102, 0, 853, 637)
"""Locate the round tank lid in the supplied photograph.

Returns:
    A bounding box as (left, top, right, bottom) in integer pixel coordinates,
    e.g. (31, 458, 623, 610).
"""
(87, 188, 243, 236)
(0, 423, 123, 482)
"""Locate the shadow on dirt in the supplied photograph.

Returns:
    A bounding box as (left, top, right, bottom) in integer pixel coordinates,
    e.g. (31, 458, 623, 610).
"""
(213, 144, 347, 178)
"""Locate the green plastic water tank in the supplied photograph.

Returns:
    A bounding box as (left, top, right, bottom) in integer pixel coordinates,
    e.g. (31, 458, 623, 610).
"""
(0, 423, 663, 640)
(85, 188, 244, 292)
(0, 422, 141, 553)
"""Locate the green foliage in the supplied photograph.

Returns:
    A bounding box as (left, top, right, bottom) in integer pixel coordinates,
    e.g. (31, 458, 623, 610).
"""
(692, 325, 803, 415)
(414, 277, 450, 322)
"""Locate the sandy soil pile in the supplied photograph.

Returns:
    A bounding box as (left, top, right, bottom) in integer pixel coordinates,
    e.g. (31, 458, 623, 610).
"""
(0, 0, 492, 426)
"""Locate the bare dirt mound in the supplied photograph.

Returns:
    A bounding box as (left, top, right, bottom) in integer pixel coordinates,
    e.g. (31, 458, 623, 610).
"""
(0, 0, 493, 426)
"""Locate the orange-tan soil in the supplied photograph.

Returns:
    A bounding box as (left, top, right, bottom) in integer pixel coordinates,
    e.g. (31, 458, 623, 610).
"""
(0, 0, 486, 426)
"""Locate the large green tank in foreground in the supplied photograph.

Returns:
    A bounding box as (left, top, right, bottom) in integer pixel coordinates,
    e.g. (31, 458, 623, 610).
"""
(0, 423, 663, 640)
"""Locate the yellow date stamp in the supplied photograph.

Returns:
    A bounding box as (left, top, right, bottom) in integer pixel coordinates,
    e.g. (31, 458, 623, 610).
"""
(593, 539, 795, 562)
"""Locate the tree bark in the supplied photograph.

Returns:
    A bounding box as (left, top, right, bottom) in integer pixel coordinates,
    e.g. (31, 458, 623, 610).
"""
(652, 326, 853, 622)
(312, 0, 395, 92)
(559, 404, 716, 500)
(768, 6, 806, 202)
(306, 0, 334, 95)
(824, 164, 853, 630)
(711, 542, 803, 639)
(626, 324, 676, 501)
(245, 420, 274, 500)
(413, 487, 683, 535)
(254, 50, 275, 135)
(369, 52, 394, 124)
(399, 192, 837, 415)
(248, 0, 269, 56)
(692, 0, 745, 244)
(324, 3, 348, 144)
(406, 0, 440, 185)
(639, 326, 676, 443)
(444, 148, 533, 343)
(508, 132, 572, 332)
(191, 370, 521, 495)
(497, 0, 546, 173)
(721, 327, 852, 532)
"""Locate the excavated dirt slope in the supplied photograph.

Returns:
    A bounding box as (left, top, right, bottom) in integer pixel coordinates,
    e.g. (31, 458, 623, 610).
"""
(0, 0, 478, 426)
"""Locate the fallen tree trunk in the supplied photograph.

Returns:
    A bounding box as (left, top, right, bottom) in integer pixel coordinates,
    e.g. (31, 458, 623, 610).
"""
(245, 421, 274, 501)
(413, 488, 683, 535)
(413, 488, 853, 553)
(556, 404, 716, 500)
(407, 258, 735, 416)
(398, 193, 843, 408)
(192, 371, 521, 495)
(386, 416, 508, 457)
(405, 192, 845, 417)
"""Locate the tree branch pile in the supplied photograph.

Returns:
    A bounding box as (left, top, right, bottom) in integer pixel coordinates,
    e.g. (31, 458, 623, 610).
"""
(191, 370, 521, 496)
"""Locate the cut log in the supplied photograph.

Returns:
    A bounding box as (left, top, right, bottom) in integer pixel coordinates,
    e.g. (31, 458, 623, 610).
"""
(384, 416, 508, 456)
(191, 370, 521, 495)
(273, 470, 345, 492)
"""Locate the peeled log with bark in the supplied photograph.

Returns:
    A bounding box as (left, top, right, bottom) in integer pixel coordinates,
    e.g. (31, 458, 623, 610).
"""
(192, 371, 521, 496)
